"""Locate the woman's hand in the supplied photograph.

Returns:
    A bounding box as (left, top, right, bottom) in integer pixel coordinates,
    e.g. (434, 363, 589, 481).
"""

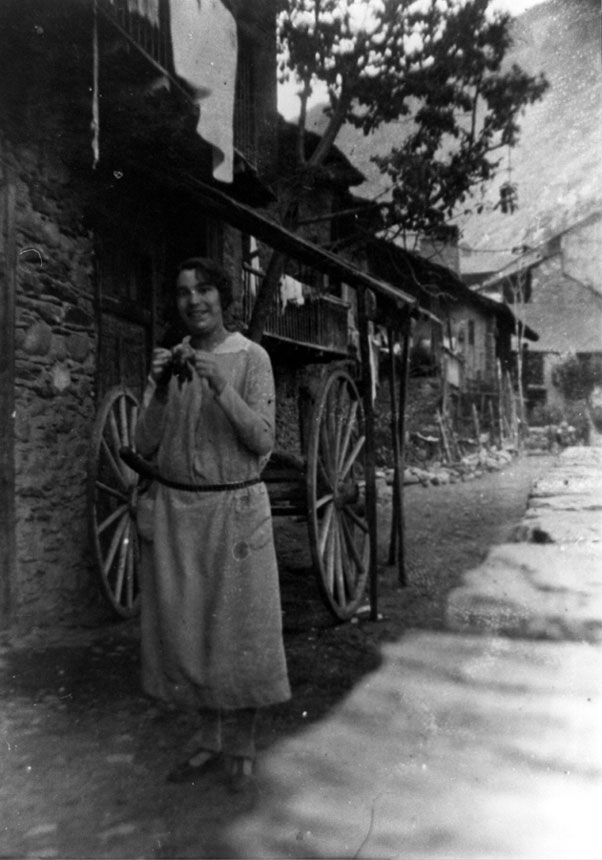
(150, 348, 173, 386)
(193, 350, 228, 395)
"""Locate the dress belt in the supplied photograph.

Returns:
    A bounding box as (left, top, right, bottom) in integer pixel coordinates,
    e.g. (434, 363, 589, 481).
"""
(119, 447, 261, 493)
(155, 475, 262, 493)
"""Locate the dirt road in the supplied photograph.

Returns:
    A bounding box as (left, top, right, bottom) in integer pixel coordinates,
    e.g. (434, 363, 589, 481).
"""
(0, 455, 553, 859)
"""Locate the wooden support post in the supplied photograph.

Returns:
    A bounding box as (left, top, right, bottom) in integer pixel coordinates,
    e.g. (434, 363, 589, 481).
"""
(357, 287, 379, 620)
(488, 398, 497, 447)
(387, 316, 410, 585)
(506, 371, 518, 445)
(387, 326, 401, 566)
(472, 403, 481, 448)
(496, 359, 505, 444)
(0, 159, 16, 627)
(436, 409, 452, 463)
(447, 411, 461, 462)
(396, 314, 411, 586)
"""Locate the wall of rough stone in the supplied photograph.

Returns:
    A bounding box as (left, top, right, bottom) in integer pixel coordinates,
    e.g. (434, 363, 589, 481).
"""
(0, 0, 280, 627)
(7, 138, 100, 625)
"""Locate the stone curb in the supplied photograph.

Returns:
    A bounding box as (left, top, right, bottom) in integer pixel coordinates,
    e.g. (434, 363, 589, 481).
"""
(446, 447, 602, 641)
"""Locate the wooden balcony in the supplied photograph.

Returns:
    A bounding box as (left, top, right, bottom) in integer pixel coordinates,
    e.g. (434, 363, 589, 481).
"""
(242, 266, 350, 356)
(98, 0, 257, 167)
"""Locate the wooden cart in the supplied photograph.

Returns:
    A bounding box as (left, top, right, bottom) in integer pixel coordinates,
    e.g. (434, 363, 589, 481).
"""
(88, 363, 373, 623)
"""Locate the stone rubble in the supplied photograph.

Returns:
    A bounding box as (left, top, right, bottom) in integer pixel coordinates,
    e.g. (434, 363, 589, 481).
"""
(382, 445, 518, 488)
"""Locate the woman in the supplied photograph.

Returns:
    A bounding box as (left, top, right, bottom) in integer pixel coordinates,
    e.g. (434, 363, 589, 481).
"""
(135, 257, 290, 790)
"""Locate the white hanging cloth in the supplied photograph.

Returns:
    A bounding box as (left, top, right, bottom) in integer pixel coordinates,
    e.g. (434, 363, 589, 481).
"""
(169, 0, 237, 183)
(279, 276, 305, 311)
(247, 237, 260, 298)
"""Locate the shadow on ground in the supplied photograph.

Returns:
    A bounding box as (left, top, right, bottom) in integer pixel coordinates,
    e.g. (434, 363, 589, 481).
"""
(0, 456, 552, 858)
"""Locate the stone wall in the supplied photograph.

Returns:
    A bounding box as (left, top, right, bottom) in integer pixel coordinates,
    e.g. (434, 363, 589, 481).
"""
(0, 0, 279, 628)
(7, 139, 99, 625)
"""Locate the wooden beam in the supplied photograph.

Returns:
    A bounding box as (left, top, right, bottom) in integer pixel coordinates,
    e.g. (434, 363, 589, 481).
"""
(387, 326, 401, 566)
(356, 287, 378, 621)
(0, 159, 16, 626)
(395, 313, 411, 586)
(131, 162, 417, 312)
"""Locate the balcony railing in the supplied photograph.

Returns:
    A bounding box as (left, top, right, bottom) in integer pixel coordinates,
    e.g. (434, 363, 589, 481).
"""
(98, 0, 257, 167)
(99, 0, 171, 70)
(242, 266, 350, 355)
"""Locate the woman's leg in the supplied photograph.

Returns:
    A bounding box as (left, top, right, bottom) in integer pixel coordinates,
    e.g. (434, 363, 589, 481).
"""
(167, 709, 223, 783)
(186, 707, 222, 760)
(222, 708, 258, 791)
(222, 707, 257, 759)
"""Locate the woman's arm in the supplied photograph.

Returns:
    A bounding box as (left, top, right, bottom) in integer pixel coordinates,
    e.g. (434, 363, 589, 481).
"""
(134, 348, 172, 456)
(212, 344, 275, 457)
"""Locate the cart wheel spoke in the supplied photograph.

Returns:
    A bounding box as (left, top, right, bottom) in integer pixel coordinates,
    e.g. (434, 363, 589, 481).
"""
(315, 491, 334, 510)
(339, 434, 366, 483)
(341, 511, 368, 578)
(88, 387, 141, 618)
(333, 517, 346, 604)
(324, 517, 336, 593)
(108, 410, 123, 458)
(318, 503, 334, 557)
(97, 503, 129, 535)
(332, 378, 348, 469)
(103, 513, 130, 577)
(342, 503, 369, 532)
(337, 400, 358, 471)
(320, 423, 336, 482)
(317, 455, 334, 492)
(95, 480, 129, 503)
(112, 520, 130, 604)
(100, 436, 129, 491)
(307, 369, 371, 620)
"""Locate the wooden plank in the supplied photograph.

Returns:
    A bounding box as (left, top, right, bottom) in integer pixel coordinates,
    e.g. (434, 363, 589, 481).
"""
(436, 410, 452, 463)
(0, 162, 16, 625)
(387, 326, 401, 566)
(356, 287, 378, 620)
(395, 314, 411, 586)
(136, 163, 417, 311)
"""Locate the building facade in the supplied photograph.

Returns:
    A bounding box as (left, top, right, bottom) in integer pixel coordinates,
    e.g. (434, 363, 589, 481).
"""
(0, 0, 280, 626)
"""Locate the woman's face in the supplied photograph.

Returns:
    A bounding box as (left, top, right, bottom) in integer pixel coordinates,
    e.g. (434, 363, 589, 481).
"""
(176, 268, 224, 339)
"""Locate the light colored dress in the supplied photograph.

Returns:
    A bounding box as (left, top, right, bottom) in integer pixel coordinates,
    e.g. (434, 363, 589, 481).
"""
(135, 332, 291, 711)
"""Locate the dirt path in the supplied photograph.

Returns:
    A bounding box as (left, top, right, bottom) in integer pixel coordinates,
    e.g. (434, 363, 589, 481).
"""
(0, 455, 553, 859)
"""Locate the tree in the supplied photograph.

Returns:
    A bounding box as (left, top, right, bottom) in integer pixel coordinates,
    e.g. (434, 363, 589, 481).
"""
(248, 0, 548, 341)
(552, 354, 602, 406)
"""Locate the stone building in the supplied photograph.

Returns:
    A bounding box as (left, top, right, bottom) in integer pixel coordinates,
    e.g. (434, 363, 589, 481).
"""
(0, 0, 287, 626)
(476, 214, 602, 418)
(0, 0, 418, 627)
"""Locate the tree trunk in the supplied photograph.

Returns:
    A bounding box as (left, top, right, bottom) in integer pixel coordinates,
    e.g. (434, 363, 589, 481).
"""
(246, 91, 352, 343)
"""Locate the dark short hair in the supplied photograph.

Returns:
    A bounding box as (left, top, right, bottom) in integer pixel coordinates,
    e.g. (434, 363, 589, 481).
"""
(176, 257, 233, 309)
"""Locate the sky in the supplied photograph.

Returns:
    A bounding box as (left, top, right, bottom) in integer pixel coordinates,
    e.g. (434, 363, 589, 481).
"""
(277, 0, 548, 119)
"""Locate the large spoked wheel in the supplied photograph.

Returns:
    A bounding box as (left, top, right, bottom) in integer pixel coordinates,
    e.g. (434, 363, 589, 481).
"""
(307, 368, 371, 620)
(88, 387, 141, 618)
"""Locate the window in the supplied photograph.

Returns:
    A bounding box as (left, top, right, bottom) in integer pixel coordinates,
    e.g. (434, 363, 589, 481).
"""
(524, 351, 545, 387)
